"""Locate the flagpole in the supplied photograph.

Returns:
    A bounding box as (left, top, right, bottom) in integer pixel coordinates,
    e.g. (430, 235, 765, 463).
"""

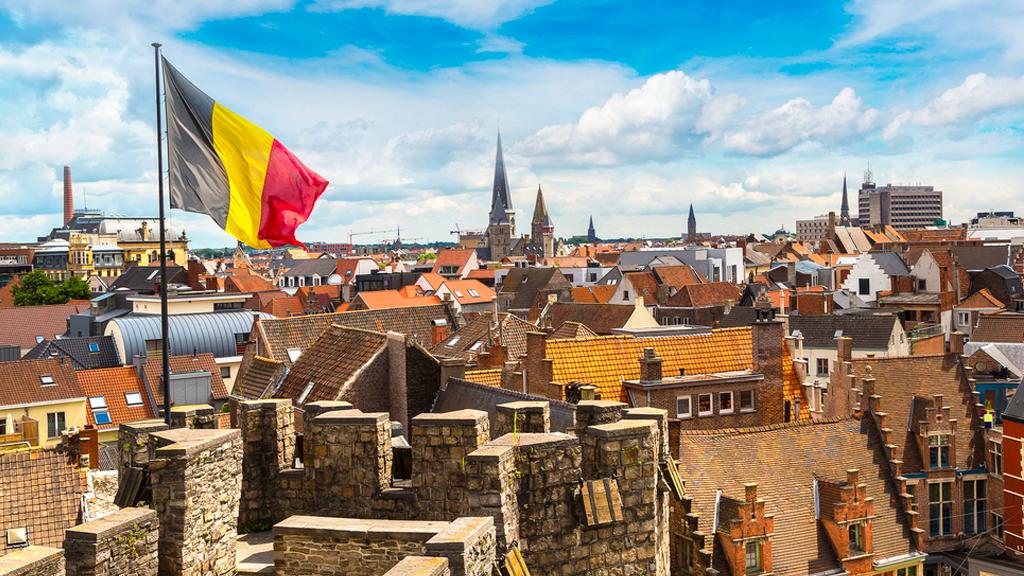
(152, 42, 171, 425)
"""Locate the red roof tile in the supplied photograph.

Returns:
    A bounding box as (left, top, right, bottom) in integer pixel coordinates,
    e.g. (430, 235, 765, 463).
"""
(0, 302, 90, 350)
(0, 358, 83, 408)
(76, 367, 155, 429)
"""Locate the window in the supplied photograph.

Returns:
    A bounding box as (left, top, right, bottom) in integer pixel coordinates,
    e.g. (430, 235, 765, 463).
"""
(0, 418, 6, 435)
(963, 478, 986, 534)
(87, 342, 100, 353)
(88, 396, 107, 410)
(468, 289, 479, 298)
(744, 540, 762, 574)
(35, 335, 45, 344)
(234, 332, 248, 345)
(849, 523, 864, 554)
(816, 358, 829, 375)
(623, 290, 630, 301)
(297, 381, 315, 405)
(990, 440, 1002, 476)
(40, 375, 55, 386)
(929, 434, 950, 468)
(957, 311, 970, 326)
(676, 396, 692, 419)
(125, 392, 143, 406)
(46, 412, 66, 439)
(917, 279, 927, 291)
(739, 390, 755, 412)
(896, 567, 918, 576)
(94, 411, 112, 425)
(858, 278, 870, 295)
(220, 366, 231, 378)
(719, 391, 734, 414)
(993, 512, 1004, 540)
(454, 290, 464, 298)
(928, 481, 953, 537)
(448, 336, 461, 346)
(697, 394, 713, 417)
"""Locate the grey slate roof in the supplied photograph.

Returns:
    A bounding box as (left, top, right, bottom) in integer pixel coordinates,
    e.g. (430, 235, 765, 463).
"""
(869, 252, 910, 276)
(280, 258, 337, 278)
(433, 377, 575, 432)
(23, 336, 121, 369)
(110, 310, 271, 360)
(109, 265, 187, 292)
(952, 246, 1009, 271)
(788, 314, 898, 350)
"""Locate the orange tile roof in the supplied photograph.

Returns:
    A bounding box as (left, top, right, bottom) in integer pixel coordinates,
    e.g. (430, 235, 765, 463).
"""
(464, 368, 503, 387)
(225, 273, 276, 293)
(466, 269, 495, 281)
(355, 291, 442, 309)
(545, 327, 753, 402)
(431, 249, 475, 274)
(418, 272, 446, 291)
(623, 271, 659, 302)
(76, 367, 155, 429)
(269, 295, 305, 318)
(959, 288, 1004, 309)
(781, 342, 811, 421)
(652, 264, 707, 288)
(442, 279, 495, 305)
(571, 285, 617, 304)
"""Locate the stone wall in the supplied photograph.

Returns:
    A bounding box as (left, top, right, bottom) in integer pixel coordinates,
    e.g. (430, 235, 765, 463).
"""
(307, 410, 392, 518)
(237, 399, 295, 531)
(167, 405, 217, 430)
(382, 557, 450, 576)
(0, 546, 64, 576)
(493, 401, 550, 437)
(116, 421, 168, 480)
(411, 411, 490, 521)
(148, 429, 242, 576)
(273, 516, 494, 576)
(64, 507, 158, 576)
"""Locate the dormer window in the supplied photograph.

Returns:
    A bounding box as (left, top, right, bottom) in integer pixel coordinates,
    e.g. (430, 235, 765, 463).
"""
(744, 540, 762, 574)
(928, 434, 950, 468)
(849, 523, 864, 554)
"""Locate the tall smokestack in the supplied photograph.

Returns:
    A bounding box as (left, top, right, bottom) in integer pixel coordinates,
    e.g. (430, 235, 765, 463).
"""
(63, 166, 74, 226)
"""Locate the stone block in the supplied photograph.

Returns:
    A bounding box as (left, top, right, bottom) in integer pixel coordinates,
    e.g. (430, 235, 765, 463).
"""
(0, 546, 64, 576)
(64, 507, 158, 576)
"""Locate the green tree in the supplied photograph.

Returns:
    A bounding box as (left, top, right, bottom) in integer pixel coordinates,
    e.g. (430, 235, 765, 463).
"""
(12, 271, 92, 306)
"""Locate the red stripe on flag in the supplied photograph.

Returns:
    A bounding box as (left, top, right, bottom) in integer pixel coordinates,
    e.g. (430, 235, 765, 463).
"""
(258, 140, 329, 248)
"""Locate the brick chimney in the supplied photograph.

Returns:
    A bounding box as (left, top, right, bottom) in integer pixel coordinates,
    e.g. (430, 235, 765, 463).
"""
(751, 318, 784, 423)
(63, 165, 74, 226)
(949, 331, 965, 356)
(430, 319, 448, 346)
(639, 348, 663, 383)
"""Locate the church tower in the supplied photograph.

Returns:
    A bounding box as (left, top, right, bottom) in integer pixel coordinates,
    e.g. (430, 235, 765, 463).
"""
(530, 185, 554, 258)
(686, 204, 697, 243)
(839, 173, 851, 226)
(486, 131, 515, 260)
(587, 215, 598, 243)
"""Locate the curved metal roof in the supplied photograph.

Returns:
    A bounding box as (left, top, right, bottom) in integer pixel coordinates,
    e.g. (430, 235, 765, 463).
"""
(111, 311, 271, 360)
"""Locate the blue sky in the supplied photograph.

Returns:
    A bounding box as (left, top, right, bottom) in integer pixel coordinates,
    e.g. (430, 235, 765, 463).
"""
(0, 0, 1022, 247)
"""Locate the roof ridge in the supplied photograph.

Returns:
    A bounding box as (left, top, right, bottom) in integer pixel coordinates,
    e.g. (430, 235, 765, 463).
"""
(253, 355, 285, 365)
(678, 416, 851, 437)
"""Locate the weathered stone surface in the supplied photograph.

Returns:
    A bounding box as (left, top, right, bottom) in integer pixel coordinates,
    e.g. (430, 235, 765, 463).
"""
(64, 507, 158, 576)
(382, 557, 449, 576)
(150, 429, 242, 576)
(494, 401, 550, 437)
(0, 547, 64, 576)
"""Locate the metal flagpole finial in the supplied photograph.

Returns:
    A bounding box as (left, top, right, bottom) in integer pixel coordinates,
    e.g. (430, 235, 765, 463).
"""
(152, 42, 162, 48)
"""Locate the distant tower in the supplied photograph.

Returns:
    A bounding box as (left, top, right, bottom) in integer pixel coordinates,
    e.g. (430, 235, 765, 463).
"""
(587, 215, 598, 243)
(63, 165, 74, 227)
(530, 185, 554, 258)
(686, 204, 697, 243)
(486, 131, 515, 260)
(839, 173, 851, 226)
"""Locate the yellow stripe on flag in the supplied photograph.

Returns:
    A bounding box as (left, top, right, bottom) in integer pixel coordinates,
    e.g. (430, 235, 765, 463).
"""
(211, 103, 275, 248)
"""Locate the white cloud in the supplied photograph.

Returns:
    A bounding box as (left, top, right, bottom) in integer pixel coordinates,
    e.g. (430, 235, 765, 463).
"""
(307, 0, 553, 29)
(1, 0, 295, 32)
(885, 73, 1024, 139)
(722, 87, 878, 156)
(517, 71, 741, 165)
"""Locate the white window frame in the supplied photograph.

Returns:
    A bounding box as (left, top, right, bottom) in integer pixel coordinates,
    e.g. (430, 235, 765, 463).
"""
(676, 396, 692, 419)
(957, 311, 970, 326)
(719, 391, 734, 415)
(990, 440, 1003, 476)
(40, 375, 55, 386)
(697, 393, 713, 417)
(46, 412, 66, 439)
(125, 392, 144, 407)
(739, 389, 755, 412)
(88, 396, 107, 410)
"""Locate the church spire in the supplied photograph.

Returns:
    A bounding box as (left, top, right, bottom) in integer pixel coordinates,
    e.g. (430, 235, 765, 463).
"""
(531, 185, 551, 228)
(840, 173, 851, 226)
(587, 215, 597, 243)
(687, 204, 697, 243)
(489, 131, 513, 225)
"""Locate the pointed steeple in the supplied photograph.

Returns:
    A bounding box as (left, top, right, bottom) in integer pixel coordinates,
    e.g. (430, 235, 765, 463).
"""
(840, 173, 851, 225)
(687, 204, 697, 242)
(531, 185, 551, 228)
(489, 131, 513, 225)
(587, 215, 598, 243)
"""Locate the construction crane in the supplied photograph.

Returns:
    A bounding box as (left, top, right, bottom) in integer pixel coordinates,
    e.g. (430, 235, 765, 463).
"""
(348, 228, 400, 247)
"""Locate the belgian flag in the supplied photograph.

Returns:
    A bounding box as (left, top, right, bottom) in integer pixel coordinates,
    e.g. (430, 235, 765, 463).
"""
(162, 58, 328, 249)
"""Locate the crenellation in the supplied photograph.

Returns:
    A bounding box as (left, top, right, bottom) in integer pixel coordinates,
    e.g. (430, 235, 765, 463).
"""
(64, 507, 159, 576)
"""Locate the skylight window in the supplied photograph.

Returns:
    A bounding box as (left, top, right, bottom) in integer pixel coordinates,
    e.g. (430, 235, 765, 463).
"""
(455, 291, 464, 298)
(88, 342, 100, 353)
(88, 396, 107, 409)
(35, 336, 45, 344)
(125, 392, 143, 406)
(147, 270, 159, 280)
(94, 411, 112, 425)
(40, 376, 55, 386)
(468, 289, 479, 298)
(448, 336, 461, 346)
(298, 381, 315, 405)
(470, 342, 482, 352)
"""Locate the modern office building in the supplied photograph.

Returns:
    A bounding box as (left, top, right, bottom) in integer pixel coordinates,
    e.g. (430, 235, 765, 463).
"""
(857, 174, 943, 230)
